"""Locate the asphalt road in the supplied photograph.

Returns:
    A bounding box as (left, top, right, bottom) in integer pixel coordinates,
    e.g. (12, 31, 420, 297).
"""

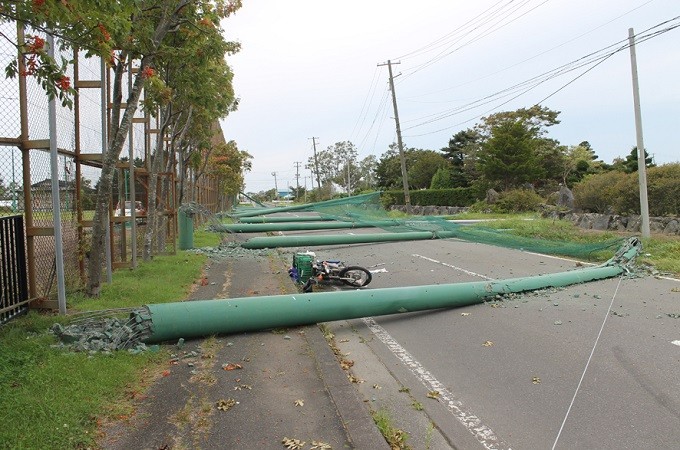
(270, 221, 680, 450)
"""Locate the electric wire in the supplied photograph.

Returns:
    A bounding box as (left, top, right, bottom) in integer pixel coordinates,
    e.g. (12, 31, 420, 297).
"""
(400, 18, 679, 136)
(402, 0, 657, 100)
(349, 66, 380, 142)
(394, 0, 514, 60)
(398, 0, 551, 83)
(551, 275, 625, 450)
(357, 85, 390, 153)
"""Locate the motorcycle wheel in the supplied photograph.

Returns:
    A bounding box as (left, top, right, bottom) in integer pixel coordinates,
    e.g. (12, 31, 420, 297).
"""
(338, 266, 372, 287)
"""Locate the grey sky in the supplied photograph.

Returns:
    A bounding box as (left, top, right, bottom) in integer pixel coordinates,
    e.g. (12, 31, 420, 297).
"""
(221, 0, 679, 193)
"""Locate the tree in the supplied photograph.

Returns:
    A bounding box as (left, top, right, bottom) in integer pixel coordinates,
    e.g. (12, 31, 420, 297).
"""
(477, 120, 544, 190)
(305, 141, 359, 192)
(407, 150, 449, 189)
(430, 167, 453, 189)
(440, 128, 481, 187)
(356, 154, 378, 191)
(616, 147, 655, 173)
(472, 106, 562, 190)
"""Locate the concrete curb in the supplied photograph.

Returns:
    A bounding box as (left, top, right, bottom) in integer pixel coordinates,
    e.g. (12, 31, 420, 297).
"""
(305, 324, 391, 450)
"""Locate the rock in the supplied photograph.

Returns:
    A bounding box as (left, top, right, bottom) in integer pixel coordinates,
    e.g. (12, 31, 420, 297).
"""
(663, 219, 679, 235)
(557, 185, 574, 209)
(486, 189, 499, 204)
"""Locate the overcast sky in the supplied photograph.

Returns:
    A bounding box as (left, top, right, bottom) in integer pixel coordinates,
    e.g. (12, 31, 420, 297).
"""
(221, 0, 679, 193)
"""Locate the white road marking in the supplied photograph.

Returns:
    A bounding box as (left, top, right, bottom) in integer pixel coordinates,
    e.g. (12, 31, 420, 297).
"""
(412, 254, 494, 280)
(362, 317, 511, 450)
(672, 340, 680, 347)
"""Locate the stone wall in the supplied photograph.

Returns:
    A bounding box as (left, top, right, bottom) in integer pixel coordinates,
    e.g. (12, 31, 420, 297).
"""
(542, 211, 680, 236)
(389, 204, 680, 236)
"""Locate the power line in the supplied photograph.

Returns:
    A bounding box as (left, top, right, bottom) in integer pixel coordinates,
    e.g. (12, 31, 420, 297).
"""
(398, 0, 551, 82)
(401, 17, 680, 137)
(402, 0, 657, 101)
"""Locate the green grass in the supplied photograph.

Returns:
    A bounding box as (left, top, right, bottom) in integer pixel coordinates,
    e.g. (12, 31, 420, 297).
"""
(476, 216, 680, 275)
(0, 230, 221, 448)
(640, 236, 680, 275)
(447, 212, 537, 220)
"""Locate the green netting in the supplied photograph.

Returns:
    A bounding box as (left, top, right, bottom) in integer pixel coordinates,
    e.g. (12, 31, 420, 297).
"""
(235, 192, 624, 260)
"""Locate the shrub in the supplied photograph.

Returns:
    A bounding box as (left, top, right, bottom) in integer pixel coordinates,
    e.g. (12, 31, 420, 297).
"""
(573, 171, 629, 213)
(381, 188, 478, 207)
(493, 189, 544, 213)
(573, 163, 680, 215)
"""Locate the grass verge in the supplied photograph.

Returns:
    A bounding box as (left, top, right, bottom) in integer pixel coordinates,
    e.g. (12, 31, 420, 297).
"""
(474, 216, 680, 275)
(0, 228, 221, 449)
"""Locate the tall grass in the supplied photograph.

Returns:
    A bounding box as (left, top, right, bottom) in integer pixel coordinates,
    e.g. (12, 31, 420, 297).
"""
(0, 228, 221, 448)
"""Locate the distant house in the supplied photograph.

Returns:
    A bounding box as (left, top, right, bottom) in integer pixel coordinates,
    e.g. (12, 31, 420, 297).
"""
(23, 179, 76, 211)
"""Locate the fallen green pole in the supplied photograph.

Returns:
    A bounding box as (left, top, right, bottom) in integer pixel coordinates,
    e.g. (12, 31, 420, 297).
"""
(239, 216, 338, 223)
(240, 230, 460, 249)
(214, 220, 400, 233)
(136, 238, 640, 343)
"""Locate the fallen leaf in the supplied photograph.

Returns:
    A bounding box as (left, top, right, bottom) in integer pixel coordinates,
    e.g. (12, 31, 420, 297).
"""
(482, 340, 494, 347)
(532, 376, 541, 384)
(340, 359, 354, 370)
(294, 399, 304, 407)
(347, 374, 364, 384)
(161, 370, 171, 377)
(282, 437, 306, 449)
(427, 390, 440, 399)
(222, 363, 243, 371)
(216, 398, 238, 411)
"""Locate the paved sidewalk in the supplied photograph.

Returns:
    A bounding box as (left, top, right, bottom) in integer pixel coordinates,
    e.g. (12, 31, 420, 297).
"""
(101, 251, 387, 450)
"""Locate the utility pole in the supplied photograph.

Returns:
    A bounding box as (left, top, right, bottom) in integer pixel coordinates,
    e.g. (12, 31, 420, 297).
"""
(271, 171, 278, 199)
(309, 137, 321, 189)
(628, 28, 650, 238)
(294, 161, 302, 200)
(378, 59, 411, 213)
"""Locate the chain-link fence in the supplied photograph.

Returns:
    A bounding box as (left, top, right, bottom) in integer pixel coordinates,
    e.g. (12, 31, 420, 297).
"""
(0, 20, 232, 311)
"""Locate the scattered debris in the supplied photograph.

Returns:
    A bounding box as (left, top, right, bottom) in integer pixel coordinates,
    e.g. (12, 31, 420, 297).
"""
(340, 359, 354, 370)
(294, 399, 304, 407)
(216, 398, 238, 411)
(427, 390, 440, 399)
(482, 340, 494, 347)
(347, 374, 364, 384)
(666, 313, 680, 319)
(461, 312, 471, 317)
(532, 376, 541, 384)
(310, 441, 332, 450)
(50, 312, 150, 353)
(222, 363, 243, 371)
(554, 320, 563, 325)
(282, 437, 306, 449)
(373, 384, 382, 390)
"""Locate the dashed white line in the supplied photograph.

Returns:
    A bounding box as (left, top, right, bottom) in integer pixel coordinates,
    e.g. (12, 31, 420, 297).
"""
(362, 317, 511, 450)
(412, 254, 494, 280)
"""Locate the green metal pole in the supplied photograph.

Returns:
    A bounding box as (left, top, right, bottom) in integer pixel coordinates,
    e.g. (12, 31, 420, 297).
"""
(215, 220, 400, 233)
(239, 216, 338, 223)
(241, 231, 460, 249)
(140, 254, 636, 343)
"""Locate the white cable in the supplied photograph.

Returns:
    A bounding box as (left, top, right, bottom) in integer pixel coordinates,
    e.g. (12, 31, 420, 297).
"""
(551, 275, 624, 450)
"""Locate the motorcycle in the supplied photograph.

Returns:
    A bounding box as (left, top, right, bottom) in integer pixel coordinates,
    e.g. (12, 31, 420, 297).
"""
(289, 252, 372, 292)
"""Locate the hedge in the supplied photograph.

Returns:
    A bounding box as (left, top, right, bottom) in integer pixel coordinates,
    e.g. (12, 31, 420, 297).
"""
(381, 188, 478, 208)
